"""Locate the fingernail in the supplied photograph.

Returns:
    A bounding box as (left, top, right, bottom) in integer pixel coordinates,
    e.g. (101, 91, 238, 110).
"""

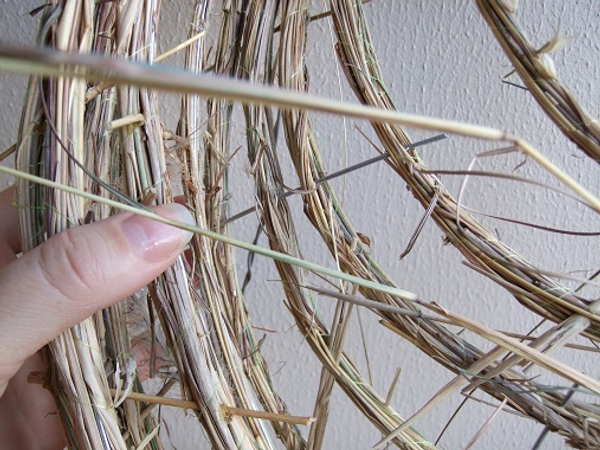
(121, 204, 194, 262)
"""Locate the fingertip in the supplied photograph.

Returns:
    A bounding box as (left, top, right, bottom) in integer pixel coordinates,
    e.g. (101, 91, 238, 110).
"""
(0, 203, 195, 370)
(120, 203, 194, 263)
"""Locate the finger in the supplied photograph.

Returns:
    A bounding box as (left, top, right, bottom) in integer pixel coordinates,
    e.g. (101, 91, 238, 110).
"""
(173, 195, 194, 265)
(0, 352, 65, 449)
(0, 204, 193, 384)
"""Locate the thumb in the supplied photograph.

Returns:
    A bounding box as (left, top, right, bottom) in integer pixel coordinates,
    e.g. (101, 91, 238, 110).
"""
(0, 204, 193, 380)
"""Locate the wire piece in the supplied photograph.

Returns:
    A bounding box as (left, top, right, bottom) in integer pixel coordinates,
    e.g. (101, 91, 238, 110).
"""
(225, 134, 447, 225)
(400, 189, 439, 260)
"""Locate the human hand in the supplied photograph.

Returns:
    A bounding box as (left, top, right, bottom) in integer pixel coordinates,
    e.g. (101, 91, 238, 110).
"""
(0, 186, 193, 449)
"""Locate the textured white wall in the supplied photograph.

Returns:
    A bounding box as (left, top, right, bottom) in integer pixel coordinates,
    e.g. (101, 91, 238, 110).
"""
(1, 1, 599, 449)
(0, 2, 39, 189)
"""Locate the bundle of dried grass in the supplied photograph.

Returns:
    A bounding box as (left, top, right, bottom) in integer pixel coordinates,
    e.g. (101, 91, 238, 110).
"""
(244, 2, 430, 447)
(477, 0, 600, 165)
(16, 1, 293, 448)
(329, 2, 600, 447)
(16, 2, 164, 448)
(1, 0, 599, 449)
(173, 2, 304, 447)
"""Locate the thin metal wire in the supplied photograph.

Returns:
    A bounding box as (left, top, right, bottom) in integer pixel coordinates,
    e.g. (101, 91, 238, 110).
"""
(225, 133, 447, 224)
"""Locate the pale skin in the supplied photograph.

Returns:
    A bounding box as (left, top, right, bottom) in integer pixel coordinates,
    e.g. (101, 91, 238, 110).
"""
(0, 186, 193, 449)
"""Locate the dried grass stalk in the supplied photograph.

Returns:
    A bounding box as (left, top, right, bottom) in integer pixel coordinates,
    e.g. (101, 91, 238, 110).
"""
(477, 0, 600, 164)
(3, 44, 599, 213)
